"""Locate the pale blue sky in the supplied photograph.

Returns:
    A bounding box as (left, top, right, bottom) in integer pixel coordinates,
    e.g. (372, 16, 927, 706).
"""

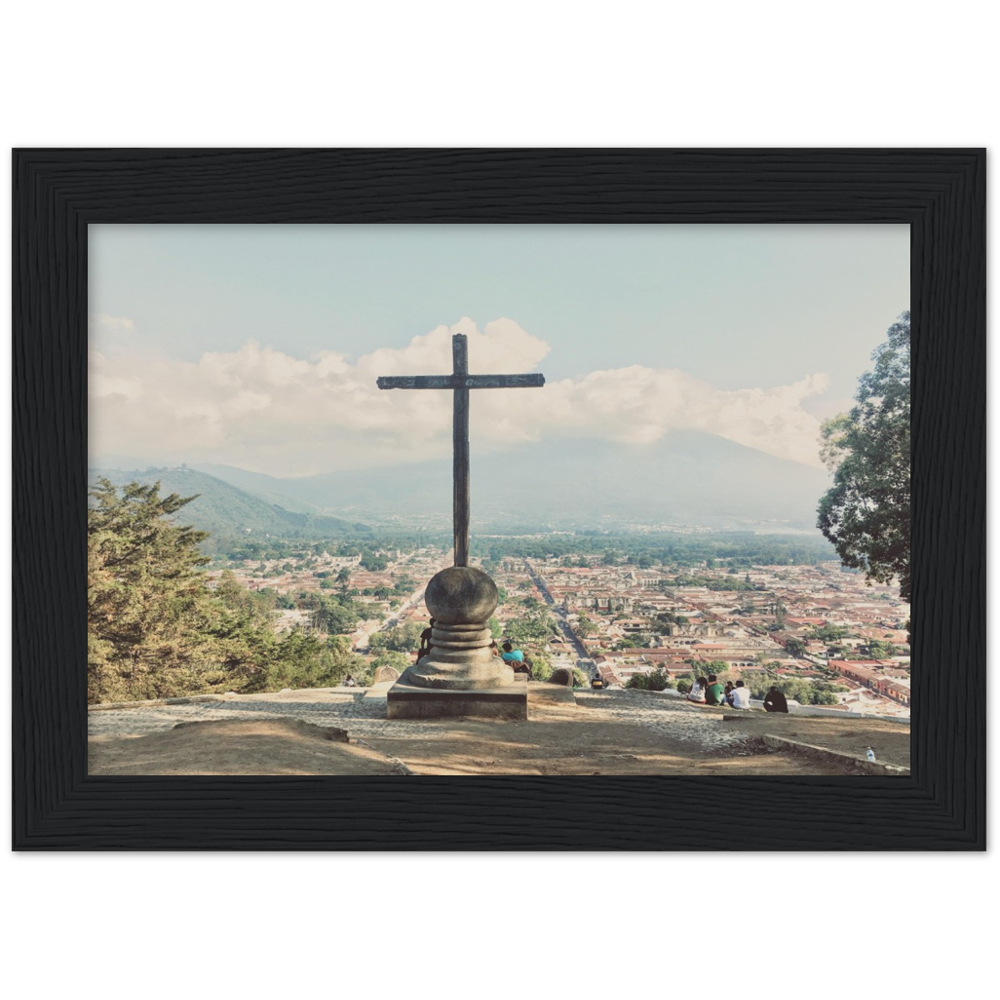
(88, 224, 909, 474)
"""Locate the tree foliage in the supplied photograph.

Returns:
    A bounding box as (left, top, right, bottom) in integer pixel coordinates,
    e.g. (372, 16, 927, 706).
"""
(368, 621, 424, 653)
(818, 312, 910, 600)
(89, 479, 215, 702)
(651, 612, 688, 632)
(626, 668, 673, 691)
(300, 591, 366, 635)
(359, 550, 389, 571)
(743, 676, 848, 706)
(865, 640, 899, 659)
(371, 650, 410, 672)
(527, 649, 554, 682)
(784, 637, 807, 658)
(88, 479, 366, 703)
(615, 633, 653, 650)
(503, 606, 557, 645)
(686, 659, 730, 675)
(807, 624, 851, 643)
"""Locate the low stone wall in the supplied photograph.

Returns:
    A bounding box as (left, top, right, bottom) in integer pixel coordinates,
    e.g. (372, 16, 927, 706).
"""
(89, 694, 233, 711)
(88, 687, 361, 712)
(761, 734, 910, 775)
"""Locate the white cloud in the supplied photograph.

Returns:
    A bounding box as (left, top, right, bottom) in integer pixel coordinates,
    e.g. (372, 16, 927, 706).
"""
(89, 317, 829, 474)
(478, 363, 830, 467)
(89, 314, 136, 337)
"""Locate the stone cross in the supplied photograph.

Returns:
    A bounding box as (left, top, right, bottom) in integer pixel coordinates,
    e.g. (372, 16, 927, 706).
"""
(377, 333, 545, 566)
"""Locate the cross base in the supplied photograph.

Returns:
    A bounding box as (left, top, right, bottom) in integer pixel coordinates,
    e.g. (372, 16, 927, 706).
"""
(403, 621, 513, 690)
(386, 673, 528, 720)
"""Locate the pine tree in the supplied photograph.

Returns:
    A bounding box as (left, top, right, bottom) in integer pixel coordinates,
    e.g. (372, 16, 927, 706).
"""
(88, 478, 212, 702)
(89, 479, 373, 703)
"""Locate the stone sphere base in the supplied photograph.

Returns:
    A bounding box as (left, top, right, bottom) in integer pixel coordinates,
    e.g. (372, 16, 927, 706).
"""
(405, 565, 515, 691)
(424, 565, 498, 624)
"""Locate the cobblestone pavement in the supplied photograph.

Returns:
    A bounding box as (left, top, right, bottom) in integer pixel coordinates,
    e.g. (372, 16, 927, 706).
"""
(573, 690, 750, 751)
(89, 687, 750, 752)
(87, 691, 453, 741)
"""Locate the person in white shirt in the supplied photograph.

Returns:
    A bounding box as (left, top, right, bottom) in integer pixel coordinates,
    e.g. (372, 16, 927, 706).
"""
(687, 677, 707, 703)
(729, 679, 751, 709)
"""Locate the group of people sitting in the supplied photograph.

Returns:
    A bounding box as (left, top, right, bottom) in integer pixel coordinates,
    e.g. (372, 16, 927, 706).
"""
(685, 674, 790, 712)
(686, 673, 753, 709)
(416, 620, 533, 678)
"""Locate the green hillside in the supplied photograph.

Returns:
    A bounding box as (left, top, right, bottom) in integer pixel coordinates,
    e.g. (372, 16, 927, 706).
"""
(89, 467, 370, 545)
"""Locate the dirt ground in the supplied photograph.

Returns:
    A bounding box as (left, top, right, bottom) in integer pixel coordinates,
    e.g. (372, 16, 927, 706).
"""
(713, 710, 911, 767)
(87, 686, 907, 776)
(358, 689, 885, 776)
(88, 718, 406, 776)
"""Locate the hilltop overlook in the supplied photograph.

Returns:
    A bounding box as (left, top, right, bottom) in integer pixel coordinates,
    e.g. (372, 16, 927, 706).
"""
(89, 685, 910, 776)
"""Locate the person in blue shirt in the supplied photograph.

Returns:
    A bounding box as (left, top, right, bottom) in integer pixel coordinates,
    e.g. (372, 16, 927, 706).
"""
(500, 640, 524, 663)
(500, 639, 534, 678)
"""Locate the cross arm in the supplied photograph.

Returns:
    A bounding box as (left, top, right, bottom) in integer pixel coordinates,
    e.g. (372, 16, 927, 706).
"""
(464, 374, 545, 389)
(377, 373, 545, 390)
(377, 375, 460, 390)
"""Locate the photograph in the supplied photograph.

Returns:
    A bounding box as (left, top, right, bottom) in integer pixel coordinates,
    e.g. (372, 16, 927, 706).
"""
(86, 222, 913, 777)
(13, 145, 982, 851)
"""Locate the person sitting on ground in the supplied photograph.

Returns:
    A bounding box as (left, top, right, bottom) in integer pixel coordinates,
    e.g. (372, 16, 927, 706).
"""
(764, 685, 789, 713)
(686, 676, 707, 703)
(723, 681, 735, 706)
(509, 654, 532, 678)
(730, 679, 752, 710)
(518, 654, 534, 679)
(705, 673, 726, 706)
(500, 640, 524, 663)
(416, 618, 436, 661)
(344, 674, 356, 688)
(590, 673, 605, 690)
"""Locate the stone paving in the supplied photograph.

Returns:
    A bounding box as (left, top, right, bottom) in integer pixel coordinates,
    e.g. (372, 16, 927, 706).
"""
(572, 690, 751, 751)
(88, 686, 752, 752)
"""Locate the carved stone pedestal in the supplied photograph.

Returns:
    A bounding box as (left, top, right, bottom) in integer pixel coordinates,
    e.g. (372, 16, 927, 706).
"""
(386, 565, 528, 720)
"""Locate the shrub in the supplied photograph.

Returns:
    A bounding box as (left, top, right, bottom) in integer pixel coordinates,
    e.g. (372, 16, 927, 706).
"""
(626, 667, 672, 692)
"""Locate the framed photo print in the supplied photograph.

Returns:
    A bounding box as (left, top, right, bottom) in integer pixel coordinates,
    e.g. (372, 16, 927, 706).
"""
(12, 148, 985, 849)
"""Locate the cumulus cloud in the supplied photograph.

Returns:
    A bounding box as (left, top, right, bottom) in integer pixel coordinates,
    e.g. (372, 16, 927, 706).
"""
(530, 366, 830, 466)
(89, 317, 829, 474)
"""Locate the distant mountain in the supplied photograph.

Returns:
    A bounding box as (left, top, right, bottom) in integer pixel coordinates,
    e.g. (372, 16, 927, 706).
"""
(89, 467, 370, 542)
(193, 431, 833, 533)
(189, 464, 326, 515)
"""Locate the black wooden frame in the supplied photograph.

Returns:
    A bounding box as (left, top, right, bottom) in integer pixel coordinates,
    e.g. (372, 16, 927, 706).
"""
(12, 149, 985, 850)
